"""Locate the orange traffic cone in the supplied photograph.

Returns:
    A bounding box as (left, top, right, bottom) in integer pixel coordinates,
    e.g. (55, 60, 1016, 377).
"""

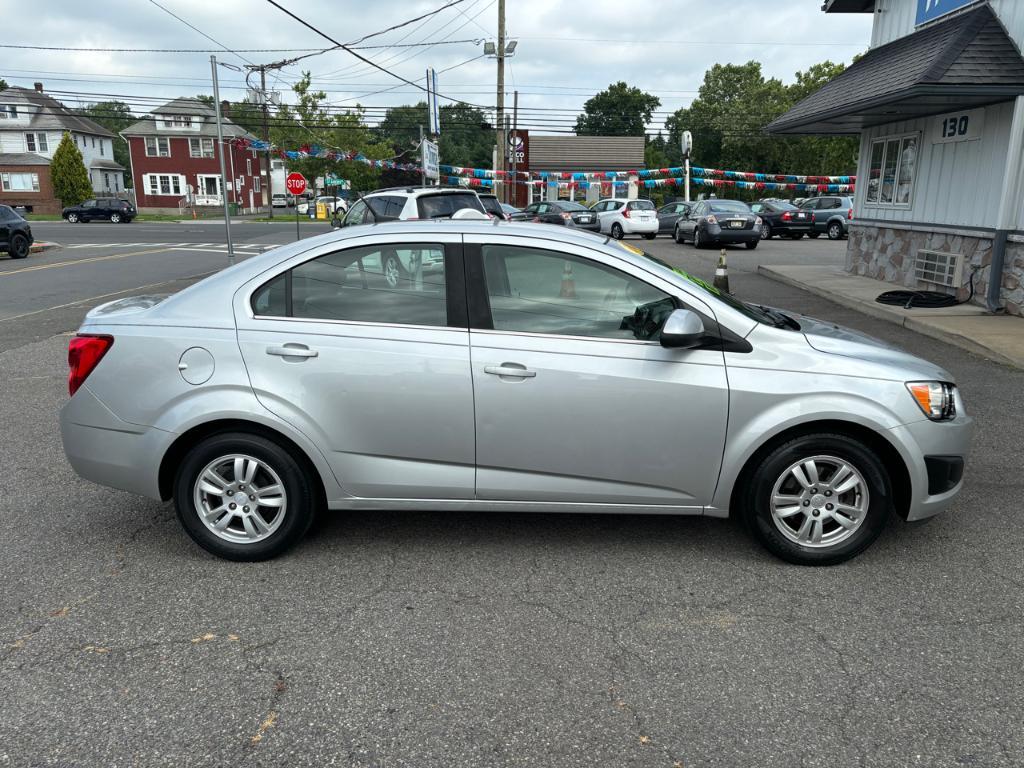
(560, 261, 576, 298)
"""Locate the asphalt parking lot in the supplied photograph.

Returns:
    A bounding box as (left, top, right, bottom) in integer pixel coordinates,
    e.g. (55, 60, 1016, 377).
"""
(1, 230, 1022, 767)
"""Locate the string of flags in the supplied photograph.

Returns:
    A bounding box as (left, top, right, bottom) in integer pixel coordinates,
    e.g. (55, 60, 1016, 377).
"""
(643, 177, 855, 193)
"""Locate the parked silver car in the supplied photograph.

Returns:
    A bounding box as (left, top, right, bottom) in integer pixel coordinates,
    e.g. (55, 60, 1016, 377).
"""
(60, 222, 972, 565)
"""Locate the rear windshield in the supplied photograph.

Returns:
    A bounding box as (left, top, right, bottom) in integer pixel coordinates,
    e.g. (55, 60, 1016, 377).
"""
(628, 200, 656, 211)
(708, 200, 750, 214)
(559, 201, 590, 212)
(479, 196, 504, 216)
(771, 201, 798, 211)
(417, 192, 486, 219)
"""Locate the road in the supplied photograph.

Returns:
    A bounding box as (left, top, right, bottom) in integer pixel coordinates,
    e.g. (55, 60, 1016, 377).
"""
(1, 226, 1021, 767)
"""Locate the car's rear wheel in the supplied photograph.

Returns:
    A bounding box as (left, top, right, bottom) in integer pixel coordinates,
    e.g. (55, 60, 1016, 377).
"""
(828, 222, 844, 240)
(740, 433, 890, 566)
(110, 213, 121, 223)
(173, 432, 316, 561)
(382, 250, 407, 288)
(67, 213, 79, 223)
(611, 223, 624, 240)
(693, 228, 704, 249)
(760, 222, 771, 240)
(8, 233, 29, 259)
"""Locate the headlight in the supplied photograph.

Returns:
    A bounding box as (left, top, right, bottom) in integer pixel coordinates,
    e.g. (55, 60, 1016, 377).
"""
(906, 381, 957, 420)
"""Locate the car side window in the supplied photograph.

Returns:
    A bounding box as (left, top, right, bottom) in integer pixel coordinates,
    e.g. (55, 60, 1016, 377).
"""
(344, 200, 368, 226)
(802, 198, 819, 210)
(535, 203, 549, 214)
(252, 243, 447, 327)
(611, 201, 624, 211)
(750, 203, 763, 213)
(676, 203, 690, 214)
(81, 200, 97, 209)
(480, 245, 674, 341)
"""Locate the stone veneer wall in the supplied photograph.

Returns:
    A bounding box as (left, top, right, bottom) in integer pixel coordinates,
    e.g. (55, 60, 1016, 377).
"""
(846, 223, 1024, 316)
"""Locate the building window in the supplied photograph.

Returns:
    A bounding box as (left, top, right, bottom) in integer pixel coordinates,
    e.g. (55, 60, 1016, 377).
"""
(246, 159, 252, 176)
(100, 140, 104, 157)
(189, 137, 215, 158)
(145, 174, 182, 196)
(145, 137, 171, 157)
(865, 133, 918, 207)
(1, 172, 40, 192)
(254, 176, 261, 193)
(0, 104, 17, 119)
(104, 173, 111, 190)
(25, 133, 47, 152)
(91, 137, 96, 148)
(162, 114, 193, 128)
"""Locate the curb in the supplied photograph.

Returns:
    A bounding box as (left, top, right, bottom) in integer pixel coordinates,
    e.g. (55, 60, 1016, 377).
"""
(29, 242, 61, 253)
(757, 265, 1022, 369)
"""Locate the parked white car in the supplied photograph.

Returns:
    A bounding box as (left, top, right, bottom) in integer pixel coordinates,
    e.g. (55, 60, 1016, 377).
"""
(592, 198, 659, 240)
(271, 193, 289, 208)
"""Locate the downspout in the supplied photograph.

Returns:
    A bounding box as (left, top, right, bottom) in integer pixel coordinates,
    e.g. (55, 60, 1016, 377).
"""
(988, 94, 1024, 313)
(120, 132, 136, 206)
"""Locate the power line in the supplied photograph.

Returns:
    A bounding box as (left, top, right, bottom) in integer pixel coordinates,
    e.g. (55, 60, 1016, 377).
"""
(145, 0, 254, 66)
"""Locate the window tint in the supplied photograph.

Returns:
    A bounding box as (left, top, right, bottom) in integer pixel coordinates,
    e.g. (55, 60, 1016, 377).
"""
(592, 201, 606, 212)
(535, 203, 549, 214)
(81, 200, 97, 209)
(251, 274, 288, 316)
(708, 201, 750, 214)
(800, 198, 819, 210)
(628, 200, 655, 211)
(417, 192, 484, 219)
(343, 200, 368, 226)
(481, 245, 673, 341)
(675, 203, 690, 213)
(366, 197, 392, 220)
(479, 196, 504, 217)
(254, 244, 447, 327)
(610, 201, 624, 210)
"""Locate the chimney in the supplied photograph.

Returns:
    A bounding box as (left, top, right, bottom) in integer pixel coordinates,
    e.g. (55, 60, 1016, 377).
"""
(34, 82, 44, 93)
(220, 100, 231, 118)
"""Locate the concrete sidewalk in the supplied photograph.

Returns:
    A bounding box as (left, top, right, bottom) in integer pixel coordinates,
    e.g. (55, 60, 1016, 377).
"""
(759, 264, 1024, 369)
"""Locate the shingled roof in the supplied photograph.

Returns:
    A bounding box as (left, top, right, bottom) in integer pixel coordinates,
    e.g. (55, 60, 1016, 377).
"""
(767, 4, 1024, 135)
(122, 98, 256, 140)
(0, 87, 115, 137)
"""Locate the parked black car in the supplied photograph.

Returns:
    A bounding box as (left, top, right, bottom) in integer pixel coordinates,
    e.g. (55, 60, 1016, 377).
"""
(749, 199, 814, 240)
(656, 201, 691, 236)
(511, 200, 601, 232)
(63, 197, 136, 223)
(799, 195, 854, 240)
(0, 204, 33, 259)
(673, 199, 759, 249)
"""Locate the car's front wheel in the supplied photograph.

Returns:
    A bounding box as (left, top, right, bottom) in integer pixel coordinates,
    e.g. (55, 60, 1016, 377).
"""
(8, 233, 29, 259)
(173, 432, 317, 561)
(110, 213, 122, 223)
(740, 433, 890, 566)
(693, 228, 704, 249)
(611, 223, 624, 240)
(673, 225, 685, 244)
(66, 213, 79, 223)
(760, 222, 771, 240)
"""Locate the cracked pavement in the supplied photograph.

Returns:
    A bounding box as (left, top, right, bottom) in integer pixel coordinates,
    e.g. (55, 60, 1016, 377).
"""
(0, 237, 1022, 767)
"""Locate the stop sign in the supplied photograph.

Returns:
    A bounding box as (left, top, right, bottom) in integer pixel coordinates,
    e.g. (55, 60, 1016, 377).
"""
(285, 172, 307, 195)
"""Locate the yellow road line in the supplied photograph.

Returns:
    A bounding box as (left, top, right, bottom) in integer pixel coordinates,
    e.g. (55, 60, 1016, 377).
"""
(0, 247, 172, 276)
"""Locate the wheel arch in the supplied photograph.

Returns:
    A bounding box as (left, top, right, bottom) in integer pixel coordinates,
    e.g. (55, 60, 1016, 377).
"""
(725, 419, 912, 521)
(158, 418, 328, 508)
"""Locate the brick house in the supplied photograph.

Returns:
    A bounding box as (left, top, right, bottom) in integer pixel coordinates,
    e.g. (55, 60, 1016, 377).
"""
(0, 83, 126, 214)
(122, 98, 266, 214)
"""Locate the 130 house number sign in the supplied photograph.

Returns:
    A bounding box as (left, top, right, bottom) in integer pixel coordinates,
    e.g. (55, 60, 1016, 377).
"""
(932, 108, 985, 144)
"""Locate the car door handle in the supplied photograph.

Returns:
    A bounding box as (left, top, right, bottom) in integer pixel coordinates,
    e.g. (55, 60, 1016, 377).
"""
(484, 364, 536, 378)
(266, 343, 318, 358)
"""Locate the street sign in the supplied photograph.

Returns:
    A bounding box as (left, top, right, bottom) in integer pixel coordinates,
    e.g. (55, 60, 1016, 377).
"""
(285, 172, 307, 196)
(426, 68, 440, 135)
(422, 139, 439, 181)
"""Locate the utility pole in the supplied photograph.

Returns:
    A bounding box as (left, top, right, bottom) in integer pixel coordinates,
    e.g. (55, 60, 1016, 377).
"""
(419, 125, 426, 187)
(496, 0, 506, 203)
(210, 56, 235, 266)
(260, 68, 273, 219)
(511, 89, 518, 208)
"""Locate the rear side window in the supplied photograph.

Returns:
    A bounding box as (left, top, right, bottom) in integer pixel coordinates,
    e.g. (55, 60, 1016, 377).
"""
(251, 243, 447, 327)
(479, 196, 503, 217)
(627, 200, 655, 211)
(417, 192, 485, 219)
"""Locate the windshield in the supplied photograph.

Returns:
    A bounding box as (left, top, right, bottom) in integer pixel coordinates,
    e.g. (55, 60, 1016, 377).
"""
(708, 200, 750, 214)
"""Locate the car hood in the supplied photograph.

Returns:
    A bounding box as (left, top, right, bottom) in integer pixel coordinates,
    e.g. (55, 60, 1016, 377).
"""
(794, 311, 955, 382)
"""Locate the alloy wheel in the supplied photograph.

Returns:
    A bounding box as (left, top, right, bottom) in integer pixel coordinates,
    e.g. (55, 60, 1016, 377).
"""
(383, 255, 401, 288)
(828, 223, 843, 240)
(67, 213, 79, 223)
(110, 213, 121, 223)
(769, 455, 869, 548)
(192, 454, 288, 544)
(761, 223, 771, 240)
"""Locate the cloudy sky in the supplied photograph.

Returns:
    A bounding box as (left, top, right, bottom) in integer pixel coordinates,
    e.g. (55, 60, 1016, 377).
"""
(4, 0, 873, 134)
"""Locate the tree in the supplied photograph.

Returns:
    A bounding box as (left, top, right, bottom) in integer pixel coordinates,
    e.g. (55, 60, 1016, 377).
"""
(51, 131, 93, 206)
(83, 101, 134, 187)
(0, 79, 7, 92)
(378, 102, 494, 168)
(575, 82, 660, 136)
(193, 94, 214, 107)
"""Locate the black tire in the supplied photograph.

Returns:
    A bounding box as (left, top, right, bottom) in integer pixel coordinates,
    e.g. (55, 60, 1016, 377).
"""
(828, 222, 844, 240)
(110, 212, 122, 223)
(174, 432, 317, 561)
(66, 213, 79, 223)
(8, 233, 29, 259)
(643, 233, 656, 240)
(745, 239, 758, 250)
(381, 249, 408, 288)
(808, 232, 821, 239)
(760, 222, 771, 240)
(673, 225, 685, 244)
(740, 433, 891, 566)
(693, 228, 704, 249)
(611, 223, 624, 240)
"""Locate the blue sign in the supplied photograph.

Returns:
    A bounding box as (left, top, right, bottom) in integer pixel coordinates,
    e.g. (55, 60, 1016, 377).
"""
(916, 0, 976, 25)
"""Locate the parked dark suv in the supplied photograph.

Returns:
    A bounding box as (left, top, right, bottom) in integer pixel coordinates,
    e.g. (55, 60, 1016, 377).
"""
(0, 204, 33, 259)
(799, 195, 854, 240)
(63, 198, 136, 223)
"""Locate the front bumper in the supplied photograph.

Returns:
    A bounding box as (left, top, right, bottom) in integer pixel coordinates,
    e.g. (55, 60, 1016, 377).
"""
(890, 414, 974, 521)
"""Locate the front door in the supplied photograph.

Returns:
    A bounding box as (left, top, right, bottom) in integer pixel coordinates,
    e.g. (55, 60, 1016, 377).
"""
(234, 233, 475, 499)
(464, 236, 729, 507)
(79, 199, 98, 222)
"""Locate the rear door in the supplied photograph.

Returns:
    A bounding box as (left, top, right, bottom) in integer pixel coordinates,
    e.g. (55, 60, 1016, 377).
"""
(234, 231, 475, 499)
(463, 234, 729, 507)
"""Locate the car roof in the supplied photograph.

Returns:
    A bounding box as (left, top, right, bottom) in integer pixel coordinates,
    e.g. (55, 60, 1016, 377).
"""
(364, 186, 481, 198)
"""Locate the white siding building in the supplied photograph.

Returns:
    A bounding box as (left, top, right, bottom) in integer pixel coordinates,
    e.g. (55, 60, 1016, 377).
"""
(768, 0, 1024, 316)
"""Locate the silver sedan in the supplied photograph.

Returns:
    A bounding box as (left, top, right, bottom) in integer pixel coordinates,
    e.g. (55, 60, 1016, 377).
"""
(60, 221, 972, 564)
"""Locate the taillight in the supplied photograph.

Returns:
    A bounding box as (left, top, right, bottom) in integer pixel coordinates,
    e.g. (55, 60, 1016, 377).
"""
(848, 208, 854, 220)
(706, 214, 718, 225)
(782, 211, 792, 221)
(561, 212, 571, 220)
(68, 334, 113, 396)
(621, 207, 630, 218)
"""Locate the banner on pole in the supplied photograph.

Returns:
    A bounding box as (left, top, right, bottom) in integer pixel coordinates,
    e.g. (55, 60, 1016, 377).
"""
(422, 139, 439, 181)
(426, 68, 440, 135)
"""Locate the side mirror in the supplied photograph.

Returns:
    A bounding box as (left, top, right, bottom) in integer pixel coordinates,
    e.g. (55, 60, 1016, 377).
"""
(660, 308, 705, 349)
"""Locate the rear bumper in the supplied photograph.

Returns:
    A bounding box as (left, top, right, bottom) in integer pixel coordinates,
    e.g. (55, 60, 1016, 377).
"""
(571, 220, 601, 232)
(705, 226, 760, 244)
(622, 218, 658, 234)
(890, 415, 974, 521)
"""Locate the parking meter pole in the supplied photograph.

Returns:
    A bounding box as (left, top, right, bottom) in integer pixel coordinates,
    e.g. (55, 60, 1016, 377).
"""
(210, 55, 235, 266)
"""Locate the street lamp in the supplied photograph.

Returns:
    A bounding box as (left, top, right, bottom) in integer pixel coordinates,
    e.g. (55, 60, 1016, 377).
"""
(482, 34, 518, 201)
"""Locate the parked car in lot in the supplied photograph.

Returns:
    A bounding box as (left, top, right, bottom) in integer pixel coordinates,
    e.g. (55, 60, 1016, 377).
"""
(62, 198, 136, 224)
(500, 203, 520, 217)
(750, 199, 815, 240)
(0, 204, 33, 259)
(340, 187, 487, 227)
(271, 193, 289, 208)
(295, 194, 316, 214)
(657, 201, 692, 236)
(59, 220, 973, 565)
(511, 200, 600, 232)
(800, 195, 854, 240)
(592, 198, 658, 239)
(673, 199, 761, 249)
